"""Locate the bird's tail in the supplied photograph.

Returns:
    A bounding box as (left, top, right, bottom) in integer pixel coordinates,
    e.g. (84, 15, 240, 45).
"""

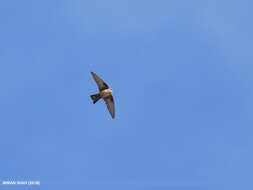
(90, 93, 101, 104)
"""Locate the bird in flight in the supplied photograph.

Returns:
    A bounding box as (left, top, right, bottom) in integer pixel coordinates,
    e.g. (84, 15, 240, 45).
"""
(90, 72, 115, 119)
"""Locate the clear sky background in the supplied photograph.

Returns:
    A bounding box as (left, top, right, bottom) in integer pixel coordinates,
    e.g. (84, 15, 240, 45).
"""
(0, 0, 253, 189)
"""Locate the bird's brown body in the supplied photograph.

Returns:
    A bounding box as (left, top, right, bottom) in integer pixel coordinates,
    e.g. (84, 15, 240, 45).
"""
(100, 88, 113, 98)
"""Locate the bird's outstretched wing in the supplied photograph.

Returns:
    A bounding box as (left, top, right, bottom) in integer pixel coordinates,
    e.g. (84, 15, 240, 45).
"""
(104, 95, 115, 119)
(91, 72, 109, 91)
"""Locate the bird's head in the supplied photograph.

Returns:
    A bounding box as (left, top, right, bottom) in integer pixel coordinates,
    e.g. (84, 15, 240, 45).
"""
(109, 88, 113, 92)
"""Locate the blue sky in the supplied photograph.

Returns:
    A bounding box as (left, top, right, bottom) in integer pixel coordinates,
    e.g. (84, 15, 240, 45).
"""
(0, 0, 253, 189)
